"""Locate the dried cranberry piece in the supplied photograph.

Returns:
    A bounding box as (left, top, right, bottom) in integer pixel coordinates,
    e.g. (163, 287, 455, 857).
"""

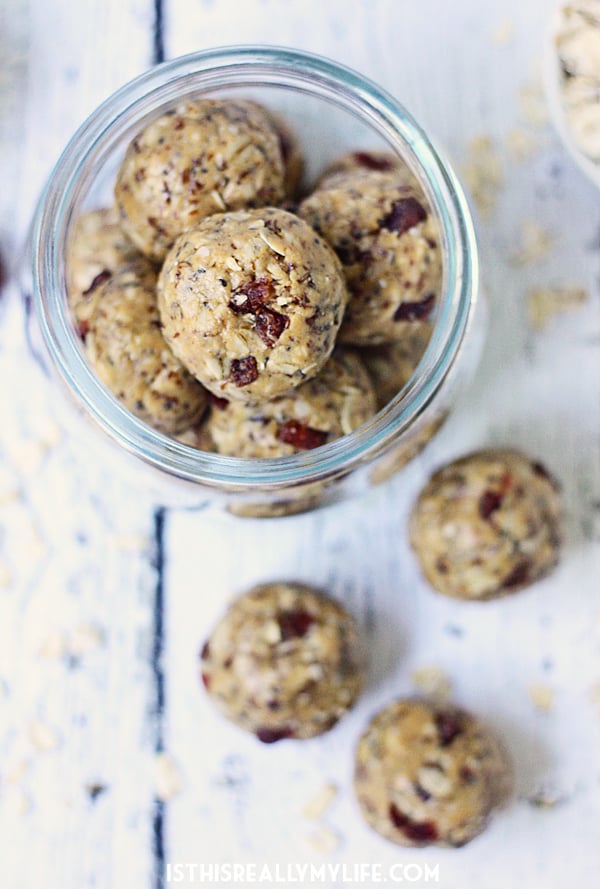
(256, 726, 294, 744)
(207, 392, 229, 411)
(460, 766, 477, 785)
(200, 672, 211, 690)
(82, 269, 111, 297)
(230, 356, 259, 387)
(278, 609, 315, 641)
(389, 803, 439, 843)
(278, 421, 328, 450)
(200, 641, 210, 660)
(229, 277, 274, 314)
(393, 293, 435, 322)
(255, 306, 289, 346)
(479, 489, 503, 520)
(435, 712, 463, 746)
(502, 560, 530, 590)
(352, 152, 394, 172)
(381, 197, 427, 235)
(78, 319, 90, 339)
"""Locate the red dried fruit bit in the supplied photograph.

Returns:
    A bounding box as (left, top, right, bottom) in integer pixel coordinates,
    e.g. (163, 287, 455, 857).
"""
(278, 421, 328, 451)
(381, 197, 427, 235)
(201, 672, 211, 690)
(230, 356, 259, 387)
(460, 766, 477, 785)
(502, 560, 530, 590)
(479, 489, 503, 520)
(389, 803, 439, 843)
(207, 392, 229, 411)
(393, 293, 435, 322)
(82, 269, 111, 297)
(255, 306, 289, 346)
(78, 319, 90, 339)
(256, 726, 294, 744)
(278, 609, 315, 641)
(200, 641, 210, 660)
(229, 277, 274, 314)
(435, 712, 463, 747)
(353, 151, 394, 171)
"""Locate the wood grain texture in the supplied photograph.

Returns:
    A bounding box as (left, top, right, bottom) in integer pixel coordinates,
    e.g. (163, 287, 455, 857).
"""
(0, 0, 599, 887)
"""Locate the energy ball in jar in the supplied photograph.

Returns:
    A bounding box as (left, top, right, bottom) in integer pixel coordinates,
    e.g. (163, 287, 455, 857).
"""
(409, 449, 563, 601)
(206, 350, 376, 458)
(115, 99, 285, 261)
(85, 260, 207, 434)
(200, 582, 365, 742)
(299, 170, 441, 346)
(157, 207, 349, 404)
(354, 698, 512, 848)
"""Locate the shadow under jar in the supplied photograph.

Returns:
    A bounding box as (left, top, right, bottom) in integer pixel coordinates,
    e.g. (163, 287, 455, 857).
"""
(28, 46, 482, 518)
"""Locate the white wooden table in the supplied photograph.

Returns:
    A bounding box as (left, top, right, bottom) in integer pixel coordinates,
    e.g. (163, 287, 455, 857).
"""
(1, 1, 599, 887)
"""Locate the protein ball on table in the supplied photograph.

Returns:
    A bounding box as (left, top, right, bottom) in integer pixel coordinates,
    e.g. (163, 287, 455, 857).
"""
(298, 170, 441, 346)
(115, 99, 285, 261)
(207, 350, 376, 458)
(157, 207, 349, 404)
(200, 582, 365, 742)
(354, 698, 512, 848)
(85, 260, 207, 434)
(66, 207, 141, 334)
(409, 449, 562, 601)
(361, 323, 432, 410)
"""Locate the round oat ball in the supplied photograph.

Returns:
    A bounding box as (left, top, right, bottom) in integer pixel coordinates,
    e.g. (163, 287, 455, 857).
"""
(409, 449, 562, 601)
(85, 260, 207, 434)
(207, 350, 376, 458)
(354, 698, 512, 848)
(157, 207, 348, 404)
(361, 324, 432, 410)
(298, 170, 442, 346)
(115, 99, 285, 261)
(66, 207, 141, 333)
(200, 582, 365, 742)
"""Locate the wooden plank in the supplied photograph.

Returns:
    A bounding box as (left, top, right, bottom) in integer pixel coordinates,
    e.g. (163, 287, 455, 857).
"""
(1, 1, 164, 887)
(162, 0, 600, 885)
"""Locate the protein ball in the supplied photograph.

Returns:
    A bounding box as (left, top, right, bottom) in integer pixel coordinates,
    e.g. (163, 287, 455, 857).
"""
(409, 449, 562, 601)
(298, 170, 441, 346)
(66, 207, 141, 333)
(362, 324, 432, 410)
(200, 582, 365, 742)
(354, 698, 512, 848)
(157, 207, 349, 404)
(115, 99, 285, 261)
(85, 260, 207, 434)
(207, 350, 376, 458)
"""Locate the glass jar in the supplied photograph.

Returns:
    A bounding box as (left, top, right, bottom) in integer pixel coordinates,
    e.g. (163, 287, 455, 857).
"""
(27, 46, 482, 517)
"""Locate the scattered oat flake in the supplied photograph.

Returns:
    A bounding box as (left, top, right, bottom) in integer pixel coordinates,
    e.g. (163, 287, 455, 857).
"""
(527, 285, 588, 330)
(461, 136, 504, 218)
(29, 720, 60, 752)
(519, 82, 549, 127)
(512, 221, 553, 265)
(526, 787, 567, 809)
(39, 630, 68, 659)
(506, 128, 538, 161)
(589, 681, 600, 714)
(154, 752, 182, 801)
(411, 665, 452, 701)
(528, 682, 555, 712)
(492, 19, 514, 46)
(304, 826, 341, 856)
(109, 532, 149, 552)
(70, 623, 105, 656)
(301, 783, 338, 820)
(0, 561, 13, 589)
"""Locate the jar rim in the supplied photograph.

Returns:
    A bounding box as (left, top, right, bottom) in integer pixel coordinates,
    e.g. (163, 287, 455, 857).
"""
(31, 44, 478, 491)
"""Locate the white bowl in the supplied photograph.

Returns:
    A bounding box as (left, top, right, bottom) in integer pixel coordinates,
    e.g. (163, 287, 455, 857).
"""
(543, 2, 600, 189)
